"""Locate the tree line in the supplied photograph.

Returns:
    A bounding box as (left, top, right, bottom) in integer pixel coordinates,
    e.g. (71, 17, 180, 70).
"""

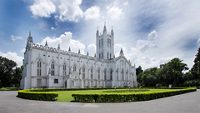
(136, 48, 200, 87)
(0, 56, 22, 88)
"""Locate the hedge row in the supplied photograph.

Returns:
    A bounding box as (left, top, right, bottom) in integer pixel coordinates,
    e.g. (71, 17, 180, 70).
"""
(72, 88, 196, 103)
(17, 90, 58, 101)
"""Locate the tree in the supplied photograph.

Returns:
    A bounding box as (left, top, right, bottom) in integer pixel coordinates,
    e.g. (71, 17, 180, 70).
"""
(11, 66, 23, 87)
(136, 66, 143, 75)
(159, 58, 188, 86)
(136, 66, 143, 84)
(0, 56, 21, 87)
(139, 67, 159, 87)
(191, 47, 200, 79)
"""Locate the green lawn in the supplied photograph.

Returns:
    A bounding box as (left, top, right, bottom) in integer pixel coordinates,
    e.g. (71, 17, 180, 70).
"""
(46, 88, 180, 102)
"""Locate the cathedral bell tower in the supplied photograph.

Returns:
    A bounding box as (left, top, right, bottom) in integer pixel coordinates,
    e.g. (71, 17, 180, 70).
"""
(96, 24, 114, 60)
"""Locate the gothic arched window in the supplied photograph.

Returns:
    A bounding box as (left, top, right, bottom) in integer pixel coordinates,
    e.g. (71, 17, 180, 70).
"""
(110, 68, 113, 80)
(37, 60, 42, 76)
(82, 66, 85, 79)
(51, 61, 55, 76)
(116, 68, 118, 80)
(104, 69, 106, 80)
(98, 68, 100, 80)
(63, 63, 66, 76)
(122, 69, 124, 80)
(73, 64, 76, 72)
(91, 67, 93, 79)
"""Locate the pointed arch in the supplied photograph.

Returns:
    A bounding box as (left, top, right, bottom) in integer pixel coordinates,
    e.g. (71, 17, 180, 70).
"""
(73, 64, 76, 72)
(82, 65, 86, 79)
(90, 66, 94, 79)
(51, 61, 55, 76)
(97, 67, 100, 80)
(37, 59, 42, 76)
(63, 62, 67, 76)
(104, 68, 106, 80)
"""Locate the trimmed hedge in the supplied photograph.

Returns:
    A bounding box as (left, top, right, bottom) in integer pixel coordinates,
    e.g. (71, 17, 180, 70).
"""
(17, 90, 58, 101)
(72, 88, 196, 103)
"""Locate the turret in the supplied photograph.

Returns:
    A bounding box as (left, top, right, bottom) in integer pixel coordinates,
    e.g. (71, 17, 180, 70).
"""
(45, 41, 48, 46)
(96, 27, 99, 37)
(57, 44, 60, 50)
(111, 27, 114, 36)
(120, 48, 124, 56)
(26, 31, 33, 50)
(103, 22, 107, 34)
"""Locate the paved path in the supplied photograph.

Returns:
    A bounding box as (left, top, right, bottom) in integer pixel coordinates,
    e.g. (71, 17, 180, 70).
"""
(0, 90, 200, 113)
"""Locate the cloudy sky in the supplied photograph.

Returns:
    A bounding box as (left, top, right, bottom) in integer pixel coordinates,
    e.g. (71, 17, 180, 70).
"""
(0, 0, 200, 69)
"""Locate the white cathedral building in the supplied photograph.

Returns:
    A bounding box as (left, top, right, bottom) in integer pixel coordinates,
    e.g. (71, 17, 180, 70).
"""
(20, 24, 138, 89)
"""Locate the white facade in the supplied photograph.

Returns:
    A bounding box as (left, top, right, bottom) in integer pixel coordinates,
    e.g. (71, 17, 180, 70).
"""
(20, 25, 137, 89)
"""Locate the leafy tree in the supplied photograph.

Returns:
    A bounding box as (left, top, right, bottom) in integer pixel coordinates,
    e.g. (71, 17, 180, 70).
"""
(136, 66, 143, 84)
(136, 66, 143, 75)
(191, 47, 200, 79)
(140, 67, 159, 87)
(11, 66, 23, 87)
(0, 56, 22, 87)
(159, 58, 188, 86)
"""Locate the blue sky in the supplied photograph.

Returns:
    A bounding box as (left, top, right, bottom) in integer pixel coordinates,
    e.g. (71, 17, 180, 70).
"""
(0, 0, 200, 69)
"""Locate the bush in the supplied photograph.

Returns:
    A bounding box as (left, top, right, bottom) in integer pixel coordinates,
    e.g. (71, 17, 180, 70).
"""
(72, 87, 196, 103)
(17, 90, 58, 101)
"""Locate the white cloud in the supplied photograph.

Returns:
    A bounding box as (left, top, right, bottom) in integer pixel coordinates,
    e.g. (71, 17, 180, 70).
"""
(56, 0, 83, 22)
(107, 6, 123, 19)
(30, 0, 56, 17)
(11, 35, 23, 42)
(40, 32, 86, 54)
(28, 0, 200, 70)
(84, 6, 100, 20)
(0, 52, 23, 67)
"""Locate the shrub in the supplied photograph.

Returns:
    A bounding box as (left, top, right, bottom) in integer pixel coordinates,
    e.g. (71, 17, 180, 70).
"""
(72, 87, 196, 103)
(17, 90, 58, 101)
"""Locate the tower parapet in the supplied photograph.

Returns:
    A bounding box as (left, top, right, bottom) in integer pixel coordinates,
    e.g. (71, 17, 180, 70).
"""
(96, 24, 114, 60)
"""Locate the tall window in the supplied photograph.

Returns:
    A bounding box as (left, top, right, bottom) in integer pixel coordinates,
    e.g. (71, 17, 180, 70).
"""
(82, 66, 85, 79)
(51, 61, 55, 76)
(37, 60, 42, 76)
(98, 68, 100, 80)
(110, 69, 113, 80)
(126, 70, 128, 80)
(122, 69, 124, 80)
(79, 68, 81, 75)
(91, 67, 93, 79)
(116, 69, 118, 80)
(104, 69, 106, 80)
(63, 63, 66, 76)
(99, 40, 100, 48)
(73, 64, 76, 72)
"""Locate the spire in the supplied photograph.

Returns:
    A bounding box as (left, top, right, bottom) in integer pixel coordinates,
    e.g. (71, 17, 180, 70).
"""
(68, 47, 71, 51)
(96, 26, 99, 37)
(103, 21, 107, 34)
(87, 51, 89, 56)
(120, 48, 124, 56)
(45, 41, 48, 46)
(78, 49, 80, 54)
(26, 31, 33, 50)
(28, 31, 33, 43)
(57, 44, 60, 50)
(111, 26, 114, 36)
